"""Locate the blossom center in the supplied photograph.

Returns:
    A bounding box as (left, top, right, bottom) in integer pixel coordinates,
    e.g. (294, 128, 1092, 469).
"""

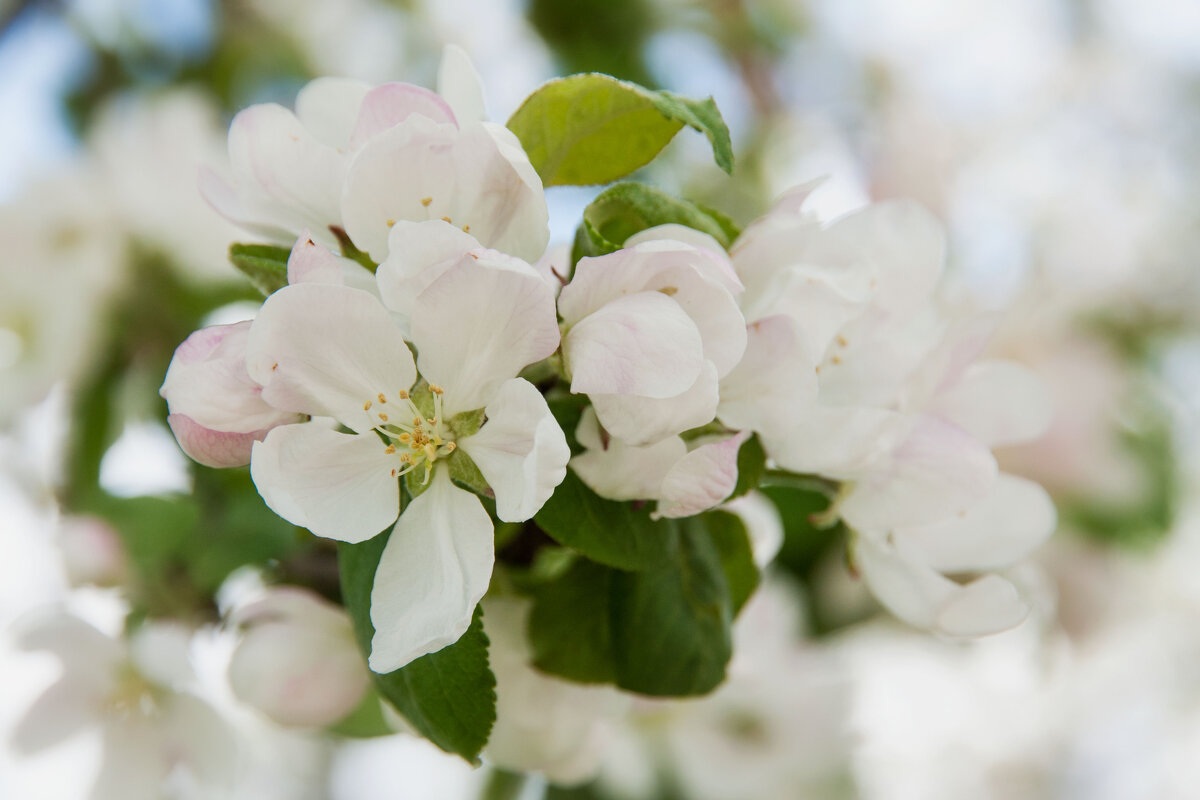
(364, 385, 456, 484)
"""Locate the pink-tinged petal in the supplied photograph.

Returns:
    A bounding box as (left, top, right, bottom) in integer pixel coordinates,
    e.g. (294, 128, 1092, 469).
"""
(375, 219, 480, 321)
(718, 315, 817, 437)
(564, 292, 704, 399)
(294, 77, 372, 149)
(839, 415, 999, 531)
(368, 471, 494, 672)
(245, 284, 416, 432)
(930, 360, 1053, 447)
(559, 243, 747, 377)
(287, 229, 345, 285)
(160, 321, 296, 433)
(437, 44, 487, 124)
(250, 423, 401, 543)
(348, 82, 457, 151)
(855, 536, 1029, 636)
(623, 229, 743, 295)
(340, 118, 548, 264)
(227, 103, 345, 238)
(591, 360, 720, 446)
(570, 408, 687, 500)
(763, 405, 909, 478)
(459, 378, 569, 522)
(411, 254, 559, 415)
(166, 413, 271, 468)
(897, 474, 1057, 573)
(11, 682, 99, 754)
(654, 431, 751, 519)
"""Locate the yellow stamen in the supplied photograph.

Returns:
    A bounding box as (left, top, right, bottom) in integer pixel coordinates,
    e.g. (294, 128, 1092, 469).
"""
(421, 197, 432, 207)
(378, 413, 389, 422)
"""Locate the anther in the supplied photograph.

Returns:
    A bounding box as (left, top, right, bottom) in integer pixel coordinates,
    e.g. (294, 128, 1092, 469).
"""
(398, 433, 411, 442)
(384, 445, 396, 454)
(445, 442, 456, 452)
(377, 393, 387, 403)
(462, 224, 470, 233)
(378, 413, 389, 422)
(386, 219, 396, 228)
(429, 384, 444, 395)
(398, 390, 410, 399)
(390, 468, 398, 477)
(363, 401, 372, 410)
(421, 197, 432, 207)
(441, 216, 452, 223)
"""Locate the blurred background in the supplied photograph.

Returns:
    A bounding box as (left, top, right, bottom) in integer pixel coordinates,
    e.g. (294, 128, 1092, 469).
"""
(1, 0, 1199, 798)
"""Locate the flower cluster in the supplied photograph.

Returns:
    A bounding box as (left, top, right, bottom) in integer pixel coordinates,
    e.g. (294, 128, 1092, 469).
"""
(160, 49, 1054, 718)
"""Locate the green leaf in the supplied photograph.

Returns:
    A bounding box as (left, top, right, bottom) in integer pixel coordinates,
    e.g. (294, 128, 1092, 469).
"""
(571, 182, 736, 264)
(534, 468, 676, 570)
(528, 515, 735, 697)
(507, 73, 733, 187)
(527, 557, 617, 684)
(327, 687, 393, 739)
(702, 510, 759, 615)
(730, 434, 767, 501)
(609, 518, 732, 695)
(339, 536, 497, 763)
(229, 243, 290, 295)
(446, 449, 491, 498)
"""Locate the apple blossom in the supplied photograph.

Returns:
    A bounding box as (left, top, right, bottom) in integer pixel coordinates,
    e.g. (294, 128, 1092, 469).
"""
(202, 47, 548, 263)
(558, 238, 747, 445)
(243, 251, 567, 671)
(228, 587, 370, 728)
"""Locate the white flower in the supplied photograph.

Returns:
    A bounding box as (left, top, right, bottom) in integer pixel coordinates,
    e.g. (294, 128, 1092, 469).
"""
(483, 597, 629, 785)
(12, 615, 234, 799)
(227, 587, 370, 728)
(571, 408, 749, 520)
(558, 238, 747, 445)
(243, 253, 567, 671)
(203, 47, 548, 263)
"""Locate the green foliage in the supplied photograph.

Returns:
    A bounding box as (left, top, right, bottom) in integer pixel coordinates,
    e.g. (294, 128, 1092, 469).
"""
(534, 468, 677, 570)
(527, 512, 748, 696)
(507, 74, 733, 187)
(327, 687, 393, 739)
(339, 535, 497, 763)
(571, 182, 738, 264)
(730, 434, 767, 501)
(527, 0, 657, 86)
(229, 243, 291, 296)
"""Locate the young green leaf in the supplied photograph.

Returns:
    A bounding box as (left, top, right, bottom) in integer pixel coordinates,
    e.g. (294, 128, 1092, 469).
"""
(507, 73, 733, 187)
(533, 468, 677, 571)
(729, 434, 767, 501)
(229, 243, 290, 295)
(527, 557, 618, 684)
(338, 535, 497, 763)
(572, 182, 736, 264)
(702, 510, 759, 615)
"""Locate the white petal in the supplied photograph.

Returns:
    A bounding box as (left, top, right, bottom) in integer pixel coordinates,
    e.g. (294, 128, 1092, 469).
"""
(161, 320, 298, 437)
(250, 423, 401, 543)
(622, 230, 744, 295)
(559, 243, 747, 376)
(855, 535, 1028, 636)
(11, 682, 97, 754)
(839, 415, 998, 531)
(721, 491, 784, 567)
(166, 413, 270, 468)
(375, 219, 480, 322)
(294, 77, 372, 149)
(368, 471, 495, 672)
(570, 408, 687, 501)
(590, 360, 721, 446)
(287, 230, 343, 285)
(245, 284, 416, 432)
(340, 118, 548, 263)
(897, 474, 1057, 573)
(199, 165, 298, 246)
(459, 378, 569, 521)
(227, 103, 345, 238)
(931, 360, 1053, 447)
(411, 254, 559, 415)
(718, 314, 817, 437)
(654, 431, 751, 519)
(564, 292, 703, 399)
(348, 82, 457, 150)
(741, 262, 873, 361)
(763, 405, 909, 478)
(438, 44, 487, 124)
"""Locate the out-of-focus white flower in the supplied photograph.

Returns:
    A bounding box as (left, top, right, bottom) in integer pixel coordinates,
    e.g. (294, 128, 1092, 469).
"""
(203, 47, 549, 265)
(243, 253, 566, 672)
(558, 238, 746, 445)
(57, 515, 127, 588)
(11, 614, 234, 800)
(227, 587, 369, 728)
(483, 597, 629, 785)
